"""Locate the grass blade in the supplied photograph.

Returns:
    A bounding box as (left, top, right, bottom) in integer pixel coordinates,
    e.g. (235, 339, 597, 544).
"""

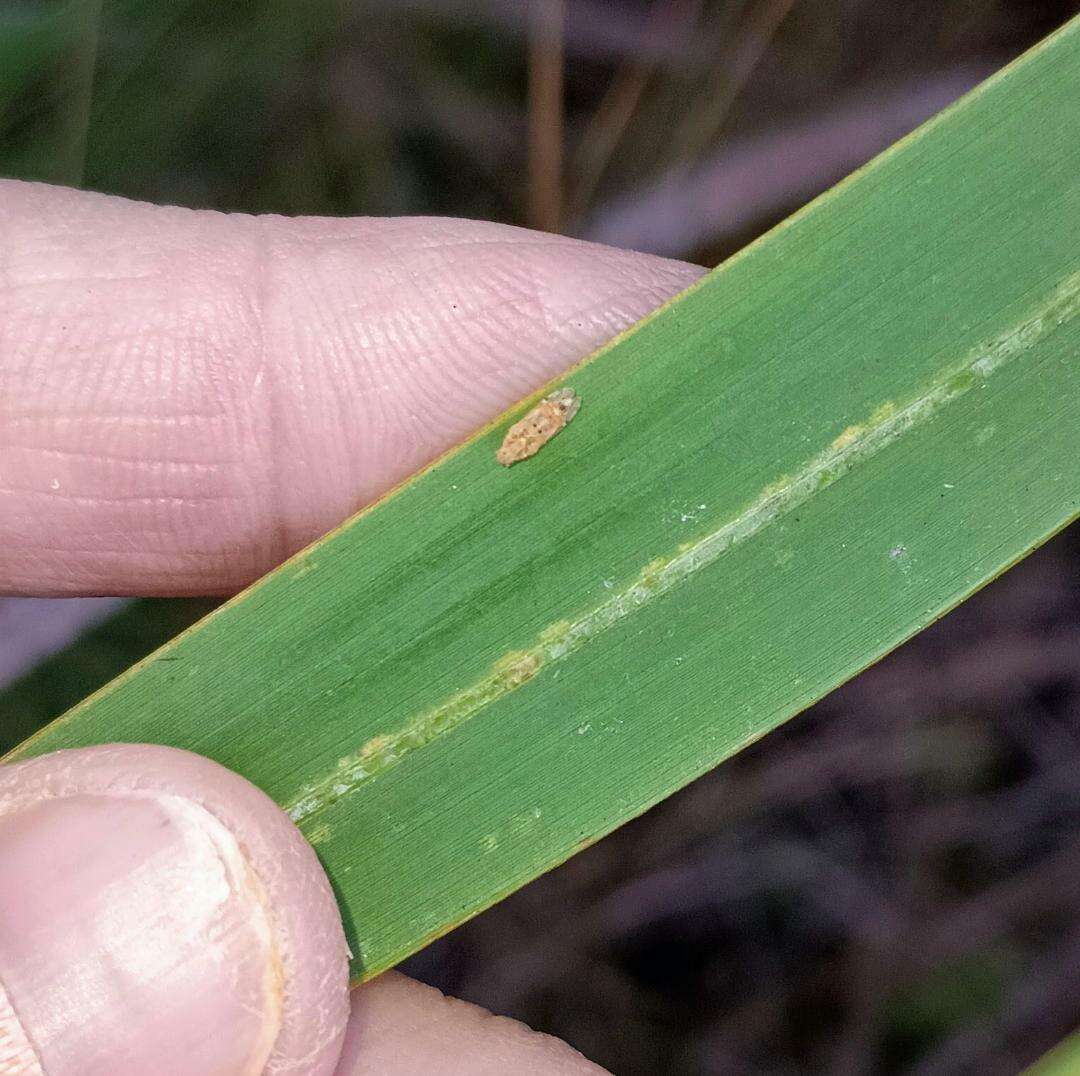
(6, 18, 1079, 981)
(1028, 1030, 1080, 1075)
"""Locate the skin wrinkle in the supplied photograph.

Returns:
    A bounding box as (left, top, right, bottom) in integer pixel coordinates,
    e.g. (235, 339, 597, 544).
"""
(29, 447, 230, 471)
(404, 302, 513, 410)
(17, 545, 229, 561)
(250, 216, 290, 575)
(499, 251, 554, 345)
(304, 246, 380, 538)
(5, 411, 229, 426)
(475, 272, 556, 371)
(2, 490, 234, 506)
(343, 276, 418, 489)
(271, 229, 337, 548)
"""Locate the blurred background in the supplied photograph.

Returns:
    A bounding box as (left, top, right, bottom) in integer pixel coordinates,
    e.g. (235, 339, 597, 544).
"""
(1, 1, 1078, 1072)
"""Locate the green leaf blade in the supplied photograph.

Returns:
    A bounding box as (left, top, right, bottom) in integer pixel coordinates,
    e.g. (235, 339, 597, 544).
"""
(8, 18, 1079, 981)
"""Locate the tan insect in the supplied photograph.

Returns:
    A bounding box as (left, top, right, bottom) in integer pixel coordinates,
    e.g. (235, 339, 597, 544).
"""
(496, 387, 581, 466)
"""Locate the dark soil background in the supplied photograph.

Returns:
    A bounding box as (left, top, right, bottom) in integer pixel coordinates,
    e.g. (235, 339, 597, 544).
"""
(2, 2, 1078, 1072)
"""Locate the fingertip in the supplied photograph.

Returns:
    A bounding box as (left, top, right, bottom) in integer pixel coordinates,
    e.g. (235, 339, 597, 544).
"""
(0, 744, 349, 1075)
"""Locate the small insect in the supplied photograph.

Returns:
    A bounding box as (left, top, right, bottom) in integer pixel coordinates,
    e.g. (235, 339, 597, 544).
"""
(496, 387, 581, 467)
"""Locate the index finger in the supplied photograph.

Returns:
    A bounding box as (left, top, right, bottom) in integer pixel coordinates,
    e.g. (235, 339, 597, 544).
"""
(0, 180, 702, 596)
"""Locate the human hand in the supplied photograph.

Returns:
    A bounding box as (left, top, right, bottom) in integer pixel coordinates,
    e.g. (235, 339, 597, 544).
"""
(0, 179, 703, 1073)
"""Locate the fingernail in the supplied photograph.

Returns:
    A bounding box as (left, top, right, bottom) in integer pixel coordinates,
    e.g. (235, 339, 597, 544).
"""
(0, 789, 281, 1076)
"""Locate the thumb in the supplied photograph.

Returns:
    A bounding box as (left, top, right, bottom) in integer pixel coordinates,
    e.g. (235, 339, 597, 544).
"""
(0, 745, 610, 1075)
(0, 744, 350, 1075)
(0, 180, 704, 596)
